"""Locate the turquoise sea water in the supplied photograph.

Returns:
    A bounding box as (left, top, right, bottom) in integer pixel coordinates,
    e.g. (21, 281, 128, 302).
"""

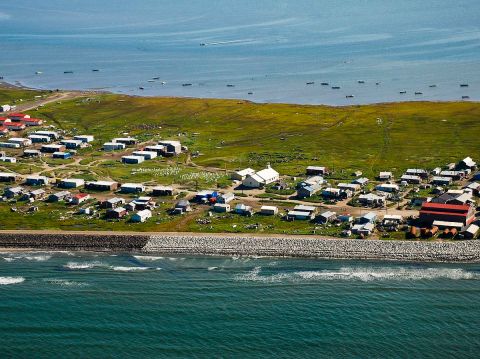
(1, 251, 480, 358)
(0, 0, 479, 104)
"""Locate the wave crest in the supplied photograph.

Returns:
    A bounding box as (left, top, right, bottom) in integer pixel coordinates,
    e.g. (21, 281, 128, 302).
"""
(0, 276, 25, 285)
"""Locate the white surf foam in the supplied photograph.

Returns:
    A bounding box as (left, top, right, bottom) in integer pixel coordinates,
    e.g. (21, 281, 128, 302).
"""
(110, 266, 161, 272)
(44, 279, 88, 287)
(3, 254, 52, 262)
(208, 266, 219, 271)
(235, 266, 478, 283)
(134, 255, 164, 261)
(64, 261, 105, 270)
(0, 276, 25, 285)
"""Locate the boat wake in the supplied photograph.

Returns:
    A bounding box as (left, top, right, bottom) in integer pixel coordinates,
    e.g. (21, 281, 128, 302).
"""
(0, 276, 25, 285)
(235, 266, 478, 283)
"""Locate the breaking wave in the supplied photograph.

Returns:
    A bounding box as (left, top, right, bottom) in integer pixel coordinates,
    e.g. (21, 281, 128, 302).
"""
(0, 276, 25, 285)
(133, 255, 164, 261)
(44, 279, 88, 287)
(235, 266, 478, 283)
(208, 266, 219, 271)
(111, 266, 160, 272)
(64, 261, 105, 270)
(3, 254, 52, 262)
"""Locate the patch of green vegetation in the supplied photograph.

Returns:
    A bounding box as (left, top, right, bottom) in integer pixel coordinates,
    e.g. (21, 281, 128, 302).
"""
(0, 86, 49, 105)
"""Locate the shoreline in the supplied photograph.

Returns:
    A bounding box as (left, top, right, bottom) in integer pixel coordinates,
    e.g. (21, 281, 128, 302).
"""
(0, 231, 479, 263)
(1, 80, 478, 108)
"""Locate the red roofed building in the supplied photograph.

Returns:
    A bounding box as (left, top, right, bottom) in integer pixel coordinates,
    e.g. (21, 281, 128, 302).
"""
(22, 118, 43, 126)
(419, 202, 475, 226)
(71, 193, 91, 205)
(0, 117, 10, 124)
(4, 122, 26, 131)
(8, 113, 30, 121)
(0, 126, 8, 135)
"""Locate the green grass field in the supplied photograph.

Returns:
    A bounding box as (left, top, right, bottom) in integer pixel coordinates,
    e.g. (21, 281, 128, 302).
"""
(29, 93, 480, 177)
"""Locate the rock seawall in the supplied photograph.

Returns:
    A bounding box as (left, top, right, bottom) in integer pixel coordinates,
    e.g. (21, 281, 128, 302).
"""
(145, 235, 480, 262)
(0, 232, 149, 251)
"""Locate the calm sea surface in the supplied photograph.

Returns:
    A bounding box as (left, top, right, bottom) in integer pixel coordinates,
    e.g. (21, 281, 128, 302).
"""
(1, 251, 479, 358)
(0, 0, 479, 104)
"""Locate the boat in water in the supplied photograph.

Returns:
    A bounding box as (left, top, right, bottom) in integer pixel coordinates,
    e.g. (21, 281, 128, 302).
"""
(152, 77, 160, 80)
(139, 87, 144, 90)
(429, 84, 437, 88)
(247, 92, 253, 95)
(35, 71, 43, 75)
(63, 71, 74, 74)
(460, 84, 469, 87)
(331, 86, 341, 90)
(415, 92, 423, 95)
(226, 84, 235, 87)
(346, 95, 355, 98)
(182, 83, 192, 87)
(92, 69, 100, 72)
(462, 95, 470, 99)
(306, 81, 314, 85)
(399, 91, 406, 94)
(357, 80, 365, 84)
(321, 82, 329, 86)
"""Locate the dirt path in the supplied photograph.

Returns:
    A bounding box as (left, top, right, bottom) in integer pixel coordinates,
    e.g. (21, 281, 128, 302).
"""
(8, 91, 86, 113)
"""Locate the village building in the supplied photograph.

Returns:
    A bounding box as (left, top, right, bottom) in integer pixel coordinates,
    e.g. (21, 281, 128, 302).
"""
(131, 209, 152, 223)
(143, 144, 165, 155)
(0, 156, 16, 163)
(28, 134, 51, 143)
(352, 177, 369, 187)
(0, 142, 20, 149)
(419, 202, 475, 226)
(0, 126, 8, 136)
(8, 137, 32, 147)
(106, 207, 127, 219)
(439, 170, 464, 181)
(379, 171, 393, 181)
(22, 118, 43, 126)
(382, 214, 403, 226)
(120, 183, 146, 194)
(71, 193, 91, 205)
(235, 203, 253, 216)
(338, 183, 361, 193)
(375, 183, 399, 193)
(102, 197, 126, 209)
(195, 190, 218, 203)
(405, 169, 429, 179)
(122, 155, 145, 164)
(322, 187, 342, 199)
(41, 144, 66, 153)
(113, 137, 137, 146)
(59, 178, 85, 189)
(317, 210, 337, 224)
(358, 193, 386, 207)
(48, 191, 71, 202)
(8, 113, 30, 121)
(25, 188, 46, 201)
(86, 181, 119, 191)
(464, 182, 480, 196)
(173, 200, 191, 214)
(53, 152, 72, 160)
(61, 139, 83, 149)
(431, 176, 452, 186)
(4, 122, 26, 131)
(306, 166, 329, 176)
(103, 142, 126, 151)
(25, 175, 49, 186)
(461, 224, 479, 239)
(131, 197, 156, 210)
(33, 131, 59, 140)
(217, 192, 235, 204)
(213, 203, 230, 213)
(298, 176, 324, 188)
(352, 222, 375, 236)
(0, 105, 11, 112)
(457, 156, 477, 171)
(73, 135, 94, 143)
(400, 174, 422, 184)
(158, 140, 182, 155)
(23, 149, 41, 157)
(449, 192, 474, 206)
(231, 168, 256, 181)
(131, 150, 157, 160)
(242, 165, 279, 188)
(297, 183, 322, 199)
(0, 172, 18, 182)
(4, 186, 24, 198)
(287, 210, 314, 221)
(358, 212, 377, 224)
(151, 185, 174, 196)
(260, 206, 278, 216)
(411, 197, 432, 207)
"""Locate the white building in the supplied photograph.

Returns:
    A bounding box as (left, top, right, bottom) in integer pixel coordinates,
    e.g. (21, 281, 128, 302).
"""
(131, 209, 152, 223)
(120, 183, 146, 193)
(375, 183, 399, 193)
(132, 150, 157, 160)
(103, 142, 126, 151)
(242, 165, 279, 188)
(231, 168, 255, 181)
(260, 205, 278, 215)
(8, 137, 32, 147)
(122, 155, 145, 164)
(59, 178, 85, 188)
(73, 135, 94, 143)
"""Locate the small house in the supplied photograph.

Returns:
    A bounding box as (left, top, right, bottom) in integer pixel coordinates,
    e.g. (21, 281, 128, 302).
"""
(28, 135, 51, 143)
(461, 224, 479, 239)
(195, 190, 218, 203)
(22, 118, 43, 126)
(32, 130, 59, 140)
(306, 166, 329, 176)
(41, 144, 66, 153)
(352, 222, 375, 236)
(158, 140, 182, 155)
(174, 200, 191, 214)
(151, 185, 174, 196)
(431, 176, 452, 186)
(132, 150, 157, 160)
(405, 169, 428, 179)
(294, 205, 317, 216)
(52, 151, 72, 159)
(71, 193, 90, 205)
(375, 183, 399, 193)
(59, 178, 85, 189)
(102, 197, 126, 209)
(260, 206, 278, 215)
(0, 142, 20, 149)
(26, 189, 46, 200)
(122, 155, 145, 164)
(358, 193, 386, 207)
(73, 135, 94, 143)
(379, 171, 393, 181)
(120, 183, 146, 194)
(297, 183, 322, 198)
(48, 191, 71, 202)
(457, 156, 476, 171)
(144, 145, 165, 155)
(4, 186, 24, 198)
(131, 209, 152, 223)
(213, 203, 230, 213)
(338, 183, 361, 193)
(0, 156, 16, 163)
(8, 137, 32, 147)
(358, 212, 377, 224)
(113, 137, 138, 146)
(103, 142, 126, 151)
(287, 210, 313, 221)
(439, 170, 464, 181)
(60, 139, 83, 149)
(235, 203, 253, 216)
(25, 175, 49, 186)
(0, 172, 18, 182)
(106, 207, 127, 219)
(86, 181, 119, 191)
(400, 174, 422, 184)
(131, 197, 156, 210)
(352, 177, 369, 187)
(231, 168, 255, 181)
(317, 210, 337, 224)
(23, 149, 41, 157)
(217, 192, 235, 204)
(322, 187, 342, 199)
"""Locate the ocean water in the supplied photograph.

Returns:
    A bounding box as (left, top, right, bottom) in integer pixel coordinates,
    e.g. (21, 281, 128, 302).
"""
(1, 251, 480, 358)
(0, 0, 479, 105)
